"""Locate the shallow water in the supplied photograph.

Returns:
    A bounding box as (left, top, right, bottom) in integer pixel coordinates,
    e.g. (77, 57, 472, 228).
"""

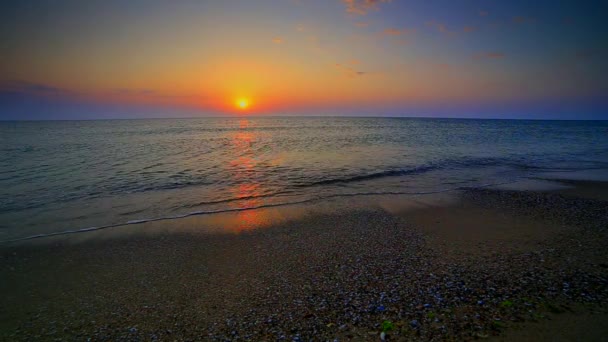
(1, 117, 607, 241)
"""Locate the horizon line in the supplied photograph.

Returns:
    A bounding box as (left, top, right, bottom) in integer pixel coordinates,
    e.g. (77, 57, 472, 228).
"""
(1, 114, 607, 122)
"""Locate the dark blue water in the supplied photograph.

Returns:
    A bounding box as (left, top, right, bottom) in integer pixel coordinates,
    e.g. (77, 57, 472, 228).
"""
(1, 117, 607, 241)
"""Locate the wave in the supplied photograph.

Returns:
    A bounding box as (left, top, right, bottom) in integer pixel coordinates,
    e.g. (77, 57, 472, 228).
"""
(4, 152, 603, 216)
(292, 156, 548, 188)
(181, 191, 296, 208)
(0, 155, 588, 214)
(0, 180, 518, 244)
(297, 165, 439, 187)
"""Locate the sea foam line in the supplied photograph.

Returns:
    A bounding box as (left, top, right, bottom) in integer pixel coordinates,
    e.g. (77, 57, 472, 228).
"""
(0, 180, 517, 244)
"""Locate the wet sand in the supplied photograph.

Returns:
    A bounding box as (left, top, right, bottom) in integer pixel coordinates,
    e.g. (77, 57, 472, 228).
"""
(1, 180, 607, 341)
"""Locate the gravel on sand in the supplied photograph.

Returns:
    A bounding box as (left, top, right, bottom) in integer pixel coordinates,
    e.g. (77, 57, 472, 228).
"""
(1, 183, 607, 341)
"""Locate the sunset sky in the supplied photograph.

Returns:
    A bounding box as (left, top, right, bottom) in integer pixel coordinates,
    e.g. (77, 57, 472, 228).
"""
(1, 0, 607, 120)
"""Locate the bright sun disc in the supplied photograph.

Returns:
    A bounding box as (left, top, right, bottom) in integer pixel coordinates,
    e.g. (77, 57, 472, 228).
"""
(236, 98, 249, 110)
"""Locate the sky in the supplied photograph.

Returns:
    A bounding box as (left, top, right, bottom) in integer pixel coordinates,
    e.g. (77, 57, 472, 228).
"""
(0, 0, 607, 120)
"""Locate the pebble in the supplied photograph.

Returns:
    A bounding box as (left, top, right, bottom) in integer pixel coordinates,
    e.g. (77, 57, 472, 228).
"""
(4, 188, 608, 341)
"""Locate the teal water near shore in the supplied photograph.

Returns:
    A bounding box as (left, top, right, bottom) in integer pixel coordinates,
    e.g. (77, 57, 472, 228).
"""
(1, 117, 607, 241)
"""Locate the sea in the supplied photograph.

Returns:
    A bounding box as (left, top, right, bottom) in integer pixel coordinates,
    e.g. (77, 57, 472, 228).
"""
(1, 117, 607, 242)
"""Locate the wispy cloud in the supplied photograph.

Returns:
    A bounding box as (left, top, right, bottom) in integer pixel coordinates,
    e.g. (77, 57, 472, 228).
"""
(382, 28, 405, 36)
(335, 60, 367, 78)
(474, 52, 506, 60)
(463, 26, 476, 33)
(479, 10, 488, 17)
(0, 80, 74, 96)
(426, 20, 456, 36)
(107, 88, 193, 100)
(272, 37, 285, 44)
(342, 0, 392, 16)
(379, 28, 415, 46)
(0, 80, 206, 111)
(355, 22, 369, 28)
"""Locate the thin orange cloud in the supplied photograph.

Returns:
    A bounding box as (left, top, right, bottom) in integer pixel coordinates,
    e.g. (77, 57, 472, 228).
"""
(383, 28, 402, 36)
(272, 37, 284, 44)
(426, 20, 451, 34)
(342, 0, 392, 16)
(334, 60, 367, 78)
(384, 27, 415, 35)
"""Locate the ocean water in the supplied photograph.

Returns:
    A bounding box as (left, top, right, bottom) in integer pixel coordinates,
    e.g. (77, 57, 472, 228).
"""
(1, 117, 607, 241)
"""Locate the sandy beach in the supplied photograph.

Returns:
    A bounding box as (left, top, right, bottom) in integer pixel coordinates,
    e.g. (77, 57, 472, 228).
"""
(3, 0, 608, 339)
(1, 179, 607, 341)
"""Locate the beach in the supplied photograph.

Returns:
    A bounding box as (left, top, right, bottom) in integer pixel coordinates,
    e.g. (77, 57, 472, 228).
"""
(3, 0, 608, 339)
(1, 178, 607, 341)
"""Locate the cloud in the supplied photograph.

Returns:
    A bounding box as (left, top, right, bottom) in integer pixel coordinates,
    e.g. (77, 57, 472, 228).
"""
(2, 80, 145, 98)
(0, 80, 73, 96)
(463, 26, 476, 33)
(479, 10, 488, 17)
(342, 0, 392, 16)
(109, 89, 197, 101)
(0, 81, 195, 103)
(426, 20, 456, 36)
(383, 28, 401, 36)
(111, 88, 157, 96)
(355, 22, 369, 28)
(334, 60, 367, 78)
(272, 37, 284, 44)
(382, 28, 415, 36)
(0, 80, 208, 118)
(474, 52, 506, 59)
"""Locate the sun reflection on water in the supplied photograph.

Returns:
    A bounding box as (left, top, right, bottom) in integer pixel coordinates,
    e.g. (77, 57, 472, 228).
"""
(228, 119, 267, 231)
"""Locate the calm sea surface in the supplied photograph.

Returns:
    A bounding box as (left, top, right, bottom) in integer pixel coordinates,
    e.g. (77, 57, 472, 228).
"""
(1, 117, 607, 241)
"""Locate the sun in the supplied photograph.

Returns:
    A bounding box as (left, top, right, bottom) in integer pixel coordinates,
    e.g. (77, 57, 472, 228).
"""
(235, 98, 250, 110)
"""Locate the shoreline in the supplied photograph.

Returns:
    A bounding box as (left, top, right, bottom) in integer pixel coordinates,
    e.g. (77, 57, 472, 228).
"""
(0, 176, 577, 245)
(1, 179, 607, 340)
